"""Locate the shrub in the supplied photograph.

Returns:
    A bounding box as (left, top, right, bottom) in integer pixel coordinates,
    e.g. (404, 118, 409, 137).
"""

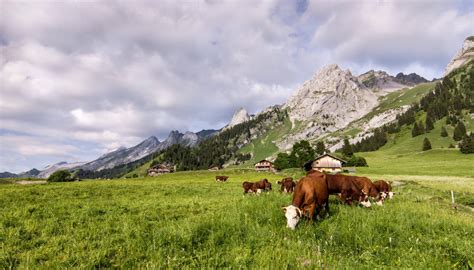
(48, 170, 73, 182)
(345, 155, 368, 167)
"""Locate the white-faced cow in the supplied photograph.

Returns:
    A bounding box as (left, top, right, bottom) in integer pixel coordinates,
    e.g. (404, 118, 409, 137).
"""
(282, 173, 329, 230)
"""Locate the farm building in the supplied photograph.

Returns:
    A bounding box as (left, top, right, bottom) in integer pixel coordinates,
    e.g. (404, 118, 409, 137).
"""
(254, 159, 275, 172)
(304, 153, 346, 173)
(208, 165, 222, 171)
(147, 163, 175, 176)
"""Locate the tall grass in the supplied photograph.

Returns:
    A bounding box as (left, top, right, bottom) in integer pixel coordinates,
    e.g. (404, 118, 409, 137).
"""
(1, 170, 473, 268)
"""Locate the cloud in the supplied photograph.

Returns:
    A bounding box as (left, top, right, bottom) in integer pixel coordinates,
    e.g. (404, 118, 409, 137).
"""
(0, 0, 472, 172)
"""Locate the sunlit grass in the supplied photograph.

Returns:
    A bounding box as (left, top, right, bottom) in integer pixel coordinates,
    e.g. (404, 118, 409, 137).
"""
(1, 170, 473, 268)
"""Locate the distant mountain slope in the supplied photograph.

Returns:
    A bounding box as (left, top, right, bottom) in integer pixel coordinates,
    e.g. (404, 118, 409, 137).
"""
(0, 172, 17, 178)
(37, 161, 86, 178)
(445, 36, 474, 76)
(78, 128, 214, 172)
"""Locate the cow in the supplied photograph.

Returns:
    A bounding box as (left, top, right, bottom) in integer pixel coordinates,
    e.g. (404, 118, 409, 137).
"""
(307, 170, 361, 205)
(277, 177, 296, 193)
(215, 176, 229, 182)
(282, 173, 329, 230)
(242, 179, 272, 194)
(373, 180, 394, 200)
(352, 176, 381, 207)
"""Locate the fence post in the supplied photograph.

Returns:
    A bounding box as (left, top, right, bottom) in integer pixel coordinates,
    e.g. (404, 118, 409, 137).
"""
(451, 190, 456, 209)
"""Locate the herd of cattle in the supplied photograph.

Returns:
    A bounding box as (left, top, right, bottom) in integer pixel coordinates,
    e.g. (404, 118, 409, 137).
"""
(216, 171, 394, 230)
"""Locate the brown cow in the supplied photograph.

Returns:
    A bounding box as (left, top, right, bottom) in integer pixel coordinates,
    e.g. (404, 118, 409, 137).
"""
(282, 173, 329, 229)
(307, 170, 361, 205)
(242, 179, 272, 194)
(373, 180, 394, 200)
(277, 177, 296, 193)
(352, 176, 380, 207)
(215, 175, 229, 182)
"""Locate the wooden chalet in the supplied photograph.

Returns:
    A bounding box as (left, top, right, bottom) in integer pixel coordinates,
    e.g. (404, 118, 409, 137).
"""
(304, 153, 346, 173)
(254, 159, 274, 172)
(147, 162, 175, 176)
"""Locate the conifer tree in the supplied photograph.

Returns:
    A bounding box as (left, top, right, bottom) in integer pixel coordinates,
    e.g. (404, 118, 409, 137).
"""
(425, 116, 434, 132)
(412, 122, 419, 137)
(315, 141, 326, 155)
(440, 126, 448, 137)
(341, 138, 353, 157)
(459, 133, 474, 154)
(422, 137, 432, 151)
(453, 121, 466, 141)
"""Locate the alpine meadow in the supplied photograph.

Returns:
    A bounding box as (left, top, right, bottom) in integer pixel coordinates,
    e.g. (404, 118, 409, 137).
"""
(1, 1, 474, 269)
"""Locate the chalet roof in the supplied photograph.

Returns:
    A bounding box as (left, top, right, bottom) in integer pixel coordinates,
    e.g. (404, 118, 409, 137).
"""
(303, 153, 346, 171)
(254, 159, 274, 165)
(314, 153, 347, 163)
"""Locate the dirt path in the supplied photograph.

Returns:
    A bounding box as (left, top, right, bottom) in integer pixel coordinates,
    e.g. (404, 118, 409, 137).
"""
(16, 180, 47, 185)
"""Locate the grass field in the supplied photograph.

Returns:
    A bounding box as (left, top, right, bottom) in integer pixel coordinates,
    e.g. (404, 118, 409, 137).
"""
(1, 169, 473, 268)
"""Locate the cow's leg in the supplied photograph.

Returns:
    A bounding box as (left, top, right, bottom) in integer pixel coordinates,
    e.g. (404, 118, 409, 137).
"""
(308, 203, 316, 221)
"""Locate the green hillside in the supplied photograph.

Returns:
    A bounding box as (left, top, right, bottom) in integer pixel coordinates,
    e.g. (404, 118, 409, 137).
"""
(237, 117, 292, 164)
(357, 113, 474, 177)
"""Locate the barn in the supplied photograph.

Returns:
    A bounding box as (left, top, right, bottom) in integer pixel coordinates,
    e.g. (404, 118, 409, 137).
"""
(254, 159, 274, 172)
(304, 153, 346, 173)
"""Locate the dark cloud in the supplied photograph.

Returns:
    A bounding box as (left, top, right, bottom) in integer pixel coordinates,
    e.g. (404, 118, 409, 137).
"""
(0, 0, 472, 172)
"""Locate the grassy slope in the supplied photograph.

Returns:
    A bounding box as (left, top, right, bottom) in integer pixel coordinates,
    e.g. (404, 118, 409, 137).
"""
(356, 112, 474, 177)
(237, 117, 292, 164)
(1, 170, 473, 268)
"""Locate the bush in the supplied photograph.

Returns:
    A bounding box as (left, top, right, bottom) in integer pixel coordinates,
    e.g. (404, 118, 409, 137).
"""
(345, 155, 368, 167)
(48, 170, 73, 182)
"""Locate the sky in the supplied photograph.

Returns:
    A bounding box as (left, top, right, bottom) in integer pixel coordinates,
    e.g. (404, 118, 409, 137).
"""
(0, 0, 473, 173)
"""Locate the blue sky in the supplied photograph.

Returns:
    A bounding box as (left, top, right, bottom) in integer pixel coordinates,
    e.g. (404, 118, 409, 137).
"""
(0, 0, 473, 173)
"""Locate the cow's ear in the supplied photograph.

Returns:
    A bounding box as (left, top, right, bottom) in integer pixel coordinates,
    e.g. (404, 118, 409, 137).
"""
(281, 206, 287, 213)
(277, 181, 281, 184)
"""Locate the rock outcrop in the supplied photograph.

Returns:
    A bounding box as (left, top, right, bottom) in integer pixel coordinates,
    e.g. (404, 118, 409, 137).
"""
(445, 36, 474, 76)
(226, 107, 250, 129)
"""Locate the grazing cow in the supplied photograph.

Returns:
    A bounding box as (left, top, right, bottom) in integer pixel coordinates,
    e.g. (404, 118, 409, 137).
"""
(282, 173, 329, 230)
(277, 177, 296, 193)
(373, 180, 394, 200)
(352, 176, 381, 207)
(307, 170, 361, 205)
(242, 179, 272, 194)
(215, 176, 229, 182)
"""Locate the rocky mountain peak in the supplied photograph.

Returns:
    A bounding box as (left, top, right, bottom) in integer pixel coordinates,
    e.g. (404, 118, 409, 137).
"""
(280, 64, 379, 150)
(394, 72, 428, 86)
(227, 107, 250, 129)
(445, 36, 474, 76)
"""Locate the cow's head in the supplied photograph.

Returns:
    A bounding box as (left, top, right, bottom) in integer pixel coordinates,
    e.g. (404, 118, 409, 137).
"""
(282, 205, 302, 230)
(266, 182, 272, 191)
(360, 199, 372, 208)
